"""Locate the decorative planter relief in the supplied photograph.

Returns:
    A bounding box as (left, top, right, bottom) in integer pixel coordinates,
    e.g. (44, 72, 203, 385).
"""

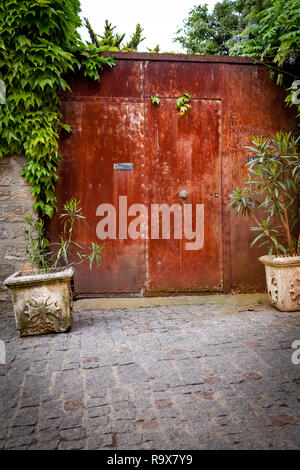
(4, 268, 74, 336)
(259, 256, 300, 312)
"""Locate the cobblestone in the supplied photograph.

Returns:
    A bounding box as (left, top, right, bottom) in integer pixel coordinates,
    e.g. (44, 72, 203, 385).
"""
(0, 302, 299, 449)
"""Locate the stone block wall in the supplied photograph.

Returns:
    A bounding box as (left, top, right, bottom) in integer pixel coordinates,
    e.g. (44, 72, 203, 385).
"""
(0, 156, 36, 317)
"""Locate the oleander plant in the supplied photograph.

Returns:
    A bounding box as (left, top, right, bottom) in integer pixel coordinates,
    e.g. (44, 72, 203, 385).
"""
(228, 131, 300, 256)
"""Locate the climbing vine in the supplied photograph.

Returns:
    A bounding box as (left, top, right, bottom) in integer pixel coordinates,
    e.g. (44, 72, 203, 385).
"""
(151, 96, 161, 105)
(0, 0, 116, 219)
(176, 93, 191, 115)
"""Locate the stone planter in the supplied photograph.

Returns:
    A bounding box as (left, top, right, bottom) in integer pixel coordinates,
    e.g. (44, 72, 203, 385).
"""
(259, 255, 300, 312)
(3, 267, 74, 336)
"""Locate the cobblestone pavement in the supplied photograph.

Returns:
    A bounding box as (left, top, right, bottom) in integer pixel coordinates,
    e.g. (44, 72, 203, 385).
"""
(0, 302, 299, 450)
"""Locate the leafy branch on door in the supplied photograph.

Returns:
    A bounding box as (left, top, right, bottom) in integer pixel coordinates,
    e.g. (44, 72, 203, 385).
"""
(176, 93, 192, 115)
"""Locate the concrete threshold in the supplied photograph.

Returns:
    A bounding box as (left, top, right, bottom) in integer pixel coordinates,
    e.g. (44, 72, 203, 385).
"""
(74, 293, 269, 312)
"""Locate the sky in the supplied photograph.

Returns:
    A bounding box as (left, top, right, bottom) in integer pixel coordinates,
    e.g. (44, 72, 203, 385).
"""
(79, 1, 218, 53)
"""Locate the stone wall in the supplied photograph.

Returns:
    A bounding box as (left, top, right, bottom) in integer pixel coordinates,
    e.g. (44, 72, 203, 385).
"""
(0, 156, 36, 317)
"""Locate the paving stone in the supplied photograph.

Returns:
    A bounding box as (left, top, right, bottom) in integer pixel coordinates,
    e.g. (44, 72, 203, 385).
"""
(6, 436, 36, 449)
(37, 417, 61, 431)
(113, 420, 136, 433)
(117, 364, 149, 384)
(117, 432, 143, 448)
(30, 440, 59, 450)
(101, 433, 114, 447)
(8, 426, 34, 437)
(39, 430, 60, 443)
(280, 424, 300, 448)
(60, 412, 83, 430)
(59, 439, 86, 450)
(0, 303, 299, 449)
(84, 415, 110, 429)
(87, 405, 110, 418)
(86, 434, 102, 450)
(60, 427, 86, 441)
(63, 399, 84, 411)
(12, 408, 38, 427)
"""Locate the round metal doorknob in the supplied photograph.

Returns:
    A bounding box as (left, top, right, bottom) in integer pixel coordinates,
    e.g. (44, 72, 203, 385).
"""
(179, 189, 188, 199)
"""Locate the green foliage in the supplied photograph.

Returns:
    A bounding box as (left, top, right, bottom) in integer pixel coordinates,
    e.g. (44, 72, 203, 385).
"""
(174, 1, 273, 55)
(147, 45, 160, 53)
(176, 93, 192, 115)
(84, 17, 100, 48)
(85, 19, 124, 51)
(25, 214, 50, 270)
(229, 0, 300, 116)
(85, 19, 145, 52)
(124, 24, 145, 52)
(0, 1, 116, 220)
(174, 0, 299, 117)
(228, 131, 300, 256)
(174, 1, 245, 55)
(25, 198, 103, 272)
(151, 96, 161, 105)
(230, 0, 300, 67)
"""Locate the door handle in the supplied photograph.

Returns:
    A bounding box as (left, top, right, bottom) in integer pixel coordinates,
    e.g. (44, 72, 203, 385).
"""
(179, 189, 188, 199)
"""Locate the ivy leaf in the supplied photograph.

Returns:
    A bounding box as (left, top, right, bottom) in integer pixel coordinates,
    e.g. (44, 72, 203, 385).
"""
(16, 35, 31, 49)
(151, 96, 161, 105)
(1, 1, 116, 225)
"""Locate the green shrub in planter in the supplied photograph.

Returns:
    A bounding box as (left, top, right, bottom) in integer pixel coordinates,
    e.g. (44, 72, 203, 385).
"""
(4, 199, 102, 335)
(228, 131, 300, 311)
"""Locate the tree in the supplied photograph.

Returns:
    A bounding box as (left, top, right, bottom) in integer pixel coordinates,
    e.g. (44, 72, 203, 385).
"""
(231, 0, 299, 65)
(174, 1, 243, 55)
(124, 24, 145, 52)
(230, 1, 300, 78)
(85, 19, 145, 52)
(173, 1, 272, 55)
(85, 19, 125, 50)
(174, 1, 299, 115)
(230, 0, 300, 114)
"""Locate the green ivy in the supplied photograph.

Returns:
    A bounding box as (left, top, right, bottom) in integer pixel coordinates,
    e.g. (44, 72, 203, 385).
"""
(0, 0, 116, 219)
(176, 93, 191, 115)
(151, 96, 161, 105)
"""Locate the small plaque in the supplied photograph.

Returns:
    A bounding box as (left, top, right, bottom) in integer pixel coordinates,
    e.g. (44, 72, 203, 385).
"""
(114, 163, 134, 170)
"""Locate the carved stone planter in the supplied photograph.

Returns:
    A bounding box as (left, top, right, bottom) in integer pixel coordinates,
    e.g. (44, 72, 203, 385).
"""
(259, 255, 300, 312)
(3, 268, 74, 336)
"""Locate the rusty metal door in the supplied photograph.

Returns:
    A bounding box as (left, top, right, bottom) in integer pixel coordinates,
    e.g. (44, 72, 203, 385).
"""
(53, 100, 146, 295)
(145, 98, 222, 293)
(52, 96, 222, 296)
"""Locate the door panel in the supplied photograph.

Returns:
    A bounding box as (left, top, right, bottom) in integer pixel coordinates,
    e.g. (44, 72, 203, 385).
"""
(145, 99, 222, 293)
(51, 101, 146, 295)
